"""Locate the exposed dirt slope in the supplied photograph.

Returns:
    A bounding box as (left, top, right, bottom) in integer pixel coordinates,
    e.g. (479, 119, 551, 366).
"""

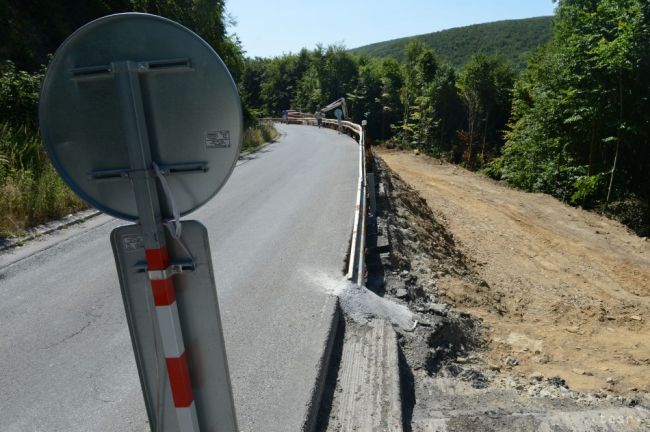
(376, 148, 650, 395)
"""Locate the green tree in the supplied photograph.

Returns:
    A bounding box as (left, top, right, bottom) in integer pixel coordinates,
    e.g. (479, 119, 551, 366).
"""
(457, 54, 515, 167)
(1, 1, 243, 77)
(497, 0, 650, 233)
(399, 40, 439, 147)
(293, 65, 322, 113)
(427, 64, 463, 156)
(259, 54, 304, 115)
(318, 45, 359, 109)
(1, 0, 131, 71)
(240, 57, 270, 113)
(0, 61, 43, 129)
(347, 57, 382, 137)
(378, 58, 404, 141)
(130, 0, 243, 78)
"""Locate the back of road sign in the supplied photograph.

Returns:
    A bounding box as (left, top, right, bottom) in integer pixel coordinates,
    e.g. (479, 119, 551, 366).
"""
(111, 221, 237, 431)
(39, 13, 242, 221)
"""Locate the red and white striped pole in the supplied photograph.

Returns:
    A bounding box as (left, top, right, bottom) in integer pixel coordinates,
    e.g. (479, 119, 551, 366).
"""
(146, 244, 199, 431)
(116, 61, 201, 431)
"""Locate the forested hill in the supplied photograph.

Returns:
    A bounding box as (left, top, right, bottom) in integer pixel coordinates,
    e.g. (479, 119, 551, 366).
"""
(350, 16, 553, 69)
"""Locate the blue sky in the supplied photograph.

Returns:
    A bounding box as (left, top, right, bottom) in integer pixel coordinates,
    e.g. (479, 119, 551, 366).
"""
(227, 0, 557, 58)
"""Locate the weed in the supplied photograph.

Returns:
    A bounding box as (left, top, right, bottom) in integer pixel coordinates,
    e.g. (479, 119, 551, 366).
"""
(0, 125, 86, 237)
(242, 122, 279, 153)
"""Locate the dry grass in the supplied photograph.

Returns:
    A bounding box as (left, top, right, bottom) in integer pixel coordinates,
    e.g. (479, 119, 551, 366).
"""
(0, 164, 87, 237)
(0, 125, 87, 238)
(242, 122, 279, 153)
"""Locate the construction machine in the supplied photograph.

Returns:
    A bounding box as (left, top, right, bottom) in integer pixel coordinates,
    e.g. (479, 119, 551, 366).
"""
(320, 97, 348, 119)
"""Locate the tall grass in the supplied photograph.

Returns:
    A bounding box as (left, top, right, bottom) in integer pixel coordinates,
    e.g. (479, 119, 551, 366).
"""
(242, 122, 279, 153)
(0, 123, 86, 237)
(1, 61, 88, 237)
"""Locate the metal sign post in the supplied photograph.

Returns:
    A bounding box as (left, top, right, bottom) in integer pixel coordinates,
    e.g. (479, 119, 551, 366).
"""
(116, 59, 200, 430)
(111, 221, 238, 431)
(39, 13, 242, 432)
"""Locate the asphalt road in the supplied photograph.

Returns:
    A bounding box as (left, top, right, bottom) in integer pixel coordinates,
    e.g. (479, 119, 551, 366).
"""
(0, 124, 358, 432)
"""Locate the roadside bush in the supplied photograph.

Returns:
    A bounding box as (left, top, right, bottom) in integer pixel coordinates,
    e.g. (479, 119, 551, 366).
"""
(571, 173, 606, 206)
(0, 61, 89, 237)
(0, 61, 42, 128)
(242, 122, 279, 152)
(0, 158, 86, 238)
(605, 195, 650, 237)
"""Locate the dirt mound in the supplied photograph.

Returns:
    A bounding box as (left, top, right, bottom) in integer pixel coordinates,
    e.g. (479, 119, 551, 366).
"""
(369, 152, 649, 430)
(377, 148, 650, 396)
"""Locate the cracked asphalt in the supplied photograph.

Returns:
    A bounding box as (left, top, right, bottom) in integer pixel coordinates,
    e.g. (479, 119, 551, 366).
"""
(0, 124, 358, 432)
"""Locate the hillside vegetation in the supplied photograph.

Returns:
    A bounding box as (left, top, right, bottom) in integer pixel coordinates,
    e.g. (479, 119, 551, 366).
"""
(241, 1, 649, 236)
(351, 17, 553, 69)
(2, 1, 648, 237)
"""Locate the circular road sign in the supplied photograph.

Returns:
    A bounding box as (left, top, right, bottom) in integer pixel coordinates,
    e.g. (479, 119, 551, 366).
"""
(40, 13, 242, 221)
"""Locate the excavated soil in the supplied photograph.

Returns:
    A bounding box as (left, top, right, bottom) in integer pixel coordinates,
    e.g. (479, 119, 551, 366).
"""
(375, 148, 650, 396)
(367, 152, 650, 430)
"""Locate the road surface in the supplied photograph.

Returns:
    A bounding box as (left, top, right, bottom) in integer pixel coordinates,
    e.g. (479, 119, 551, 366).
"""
(0, 124, 358, 432)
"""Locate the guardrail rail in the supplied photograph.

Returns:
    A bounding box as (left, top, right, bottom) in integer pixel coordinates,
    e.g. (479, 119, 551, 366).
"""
(259, 117, 367, 286)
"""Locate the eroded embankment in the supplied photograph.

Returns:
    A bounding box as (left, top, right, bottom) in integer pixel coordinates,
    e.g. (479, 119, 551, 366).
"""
(376, 148, 650, 396)
(366, 154, 649, 431)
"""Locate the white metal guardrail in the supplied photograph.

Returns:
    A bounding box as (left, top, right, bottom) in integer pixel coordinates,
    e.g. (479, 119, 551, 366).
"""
(260, 117, 367, 286)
